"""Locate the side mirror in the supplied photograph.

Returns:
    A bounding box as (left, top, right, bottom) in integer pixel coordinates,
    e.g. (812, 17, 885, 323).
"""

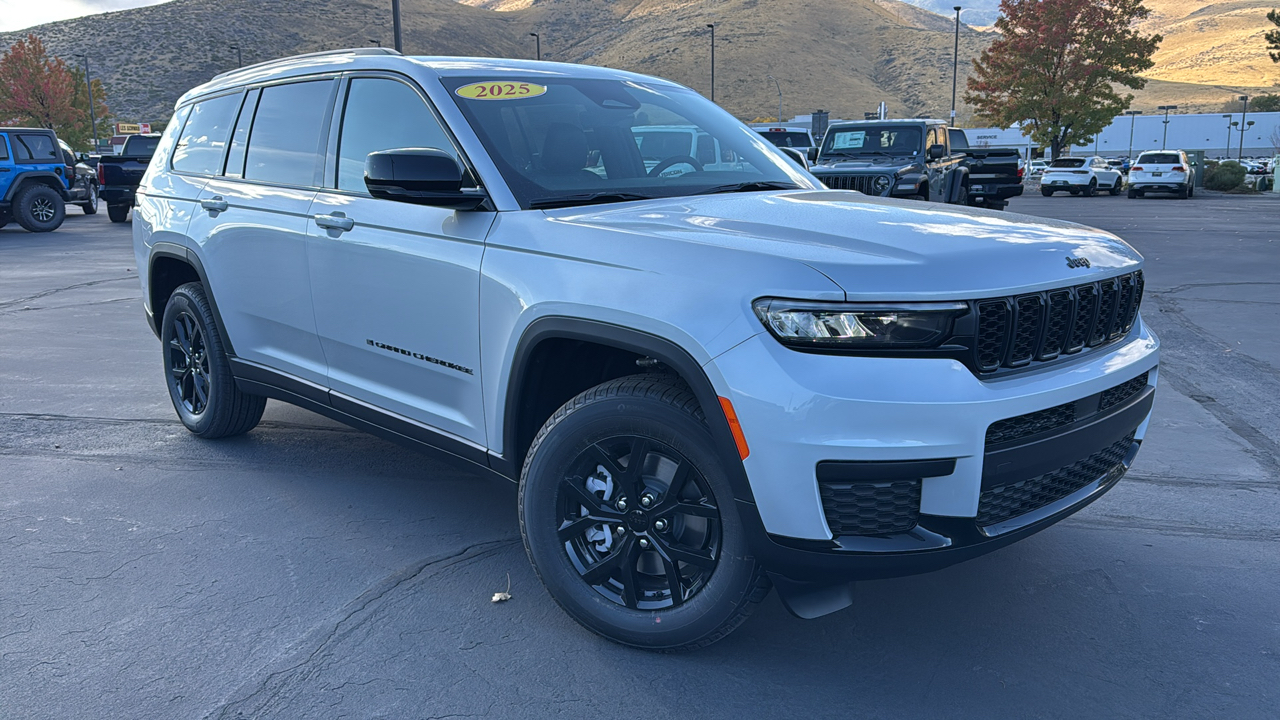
(928, 144, 947, 161)
(78, 152, 90, 162)
(364, 148, 488, 210)
(807, 147, 820, 162)
(778, 146, 809, 170)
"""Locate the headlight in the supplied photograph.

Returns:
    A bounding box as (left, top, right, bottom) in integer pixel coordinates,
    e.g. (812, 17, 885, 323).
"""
(753, 299, 968, 349)
(873, 175, 892, 194)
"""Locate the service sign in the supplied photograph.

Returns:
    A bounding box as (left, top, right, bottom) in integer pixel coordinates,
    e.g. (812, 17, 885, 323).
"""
(454, 81, 548, 100)
(115, 122, 152, 134)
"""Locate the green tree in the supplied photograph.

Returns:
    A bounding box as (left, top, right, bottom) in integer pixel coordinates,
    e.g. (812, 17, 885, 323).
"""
(0, 34, 111, 150)
(964, 0, 1162, 160)
(1267, 9, 1280, 62)
(1224, 94, 1280, 113)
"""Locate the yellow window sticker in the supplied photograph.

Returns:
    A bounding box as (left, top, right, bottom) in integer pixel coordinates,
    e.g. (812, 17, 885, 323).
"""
(455, 81, 548, 100)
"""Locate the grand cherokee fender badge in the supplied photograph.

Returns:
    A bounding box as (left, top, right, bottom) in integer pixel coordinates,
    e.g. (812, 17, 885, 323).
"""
(1066, 256, 1091, 269)
(366, 339, 474, 375)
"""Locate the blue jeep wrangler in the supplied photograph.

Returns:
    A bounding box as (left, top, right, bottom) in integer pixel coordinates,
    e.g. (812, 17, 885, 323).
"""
(0, 128, 69, 233)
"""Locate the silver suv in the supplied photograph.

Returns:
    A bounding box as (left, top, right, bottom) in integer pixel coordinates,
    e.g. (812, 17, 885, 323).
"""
(135, 49, 1160, 650)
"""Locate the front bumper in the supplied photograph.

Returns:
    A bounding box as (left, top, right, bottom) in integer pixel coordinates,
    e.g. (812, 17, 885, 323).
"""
(710, 318, 1159, 582)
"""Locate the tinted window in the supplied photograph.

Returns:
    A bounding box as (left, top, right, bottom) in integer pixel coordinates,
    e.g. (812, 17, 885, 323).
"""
(223, 88, 260, 178)
(1137, 153, 1180, 165)
(172, 93, 241, 175)
(1050, 158, 1085, 168)
(757, 131, 811, 148)
(336, 78, 454, 192)
(123, 136, 161, 156)
(245, 80, 334, 187)
(14, 133, 58, 163)
(0, 136, 8, 161)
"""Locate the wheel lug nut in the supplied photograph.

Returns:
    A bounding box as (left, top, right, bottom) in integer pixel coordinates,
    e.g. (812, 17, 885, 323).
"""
(654, 519, 668, 532)
(616, 525, 625, 535)
(640, 494, 655, 508)
(616, 498, 628, 511)
(638, 538, 650, 549)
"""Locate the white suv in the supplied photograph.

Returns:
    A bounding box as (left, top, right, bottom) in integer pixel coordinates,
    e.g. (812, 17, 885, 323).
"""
(134, 49, 1159, 650)
(1040, 156, 1124, 196)
(1128, 150, 1194, 199)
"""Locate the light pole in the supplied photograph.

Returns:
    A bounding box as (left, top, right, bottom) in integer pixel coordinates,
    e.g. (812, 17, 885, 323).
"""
(706, 24, 715, 103)
(1222, 114, 1233, 156)
(1238, 95, 1250, 160)
(951, 6, 962, 123)
(1125, 110, 1142, 161)
(229, 44, 242, 68)
(766, 74, 782, 122)
(392, 0, 403, 53)
(529, 33, 540, 60)
(73, 53, 99, 153)
(1235, 120, 1256, 160)
(369, 38, 381, 48)
(1158, 105, 1177, 149)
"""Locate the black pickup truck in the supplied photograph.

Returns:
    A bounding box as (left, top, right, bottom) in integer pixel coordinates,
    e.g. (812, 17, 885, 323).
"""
(948, 128, 1023, 210)
(97, 134, 160, 223)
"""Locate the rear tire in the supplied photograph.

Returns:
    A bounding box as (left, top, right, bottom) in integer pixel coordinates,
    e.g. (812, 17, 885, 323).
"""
(1041, 188, 1054, 197)
(107, 204, 129, 223)
(160, 283, 266, 438)
(519, 374, 769, 651)
(1083, 179, 1097, 197)
(1127, 187, 1138, 199)
(14, 184, 65, 232)
(1177, 184, 1189, 199)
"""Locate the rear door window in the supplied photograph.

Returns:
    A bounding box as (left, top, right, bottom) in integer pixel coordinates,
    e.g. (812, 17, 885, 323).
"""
(244, 80, 335, 187)
(172, 93, 241, 175)
(13, 133, 58, 163)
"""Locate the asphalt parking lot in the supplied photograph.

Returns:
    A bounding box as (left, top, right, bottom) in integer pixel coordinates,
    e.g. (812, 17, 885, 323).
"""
(2, 191, 1278, 719)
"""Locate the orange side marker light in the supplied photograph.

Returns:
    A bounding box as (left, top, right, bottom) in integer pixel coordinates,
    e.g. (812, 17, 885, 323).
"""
(718, 396, 751, 460)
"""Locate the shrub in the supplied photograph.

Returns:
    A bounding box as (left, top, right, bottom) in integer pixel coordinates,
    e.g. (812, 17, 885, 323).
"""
(1204, 161, 1246, 191)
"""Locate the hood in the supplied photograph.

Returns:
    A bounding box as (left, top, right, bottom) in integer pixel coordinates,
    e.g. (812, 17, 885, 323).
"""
(812, 157, 914, 172)
(543, 190, 1142, 301)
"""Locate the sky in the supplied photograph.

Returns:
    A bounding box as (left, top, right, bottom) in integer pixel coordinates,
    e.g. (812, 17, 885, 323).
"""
(0, 0, 175, 32)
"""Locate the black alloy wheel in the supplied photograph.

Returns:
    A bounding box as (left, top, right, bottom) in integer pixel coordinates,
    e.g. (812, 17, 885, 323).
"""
(558, 435, 722, 610)
(167, 311, 211, 415)
(80, 184, 99, 214)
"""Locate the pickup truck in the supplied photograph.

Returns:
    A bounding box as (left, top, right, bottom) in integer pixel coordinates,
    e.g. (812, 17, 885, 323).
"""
(947, 128, 1024, 210)
(98, 133, 160, 222)
(809, 119, 969, 204)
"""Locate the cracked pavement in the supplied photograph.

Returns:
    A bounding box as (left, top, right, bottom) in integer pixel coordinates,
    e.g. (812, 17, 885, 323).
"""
(2, 194, 1277, 718)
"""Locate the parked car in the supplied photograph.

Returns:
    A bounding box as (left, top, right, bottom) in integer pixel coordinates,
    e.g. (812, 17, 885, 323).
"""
(1026, 160, 1048, 177)
(810, 119, 969, 203)
(98, 133, 161, 222)
(1040, 156, 1124, 196)
(755, 127, 818, 159)
(136, 49, 1159, 650)
(632, 125, 749, 175)
(1106, 158, 1129, 175)
(57, 139, 100, 215)
(0, 127, 70, 232)
(947, 128, 1023, 210)
(1128, 151, 1194, 199)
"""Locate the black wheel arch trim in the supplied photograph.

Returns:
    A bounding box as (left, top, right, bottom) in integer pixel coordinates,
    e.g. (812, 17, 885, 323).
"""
(4, 172, 72, 202)
(497, 316, 757, 504)
(147, 242, 235, 357)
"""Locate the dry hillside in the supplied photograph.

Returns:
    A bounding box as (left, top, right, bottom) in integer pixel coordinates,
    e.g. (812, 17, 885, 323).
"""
(1137, 0, 1280, 89)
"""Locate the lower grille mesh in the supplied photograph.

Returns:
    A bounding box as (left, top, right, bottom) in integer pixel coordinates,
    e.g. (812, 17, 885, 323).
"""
(976, 433, 1135, 527)
(819, 479, 921, 536)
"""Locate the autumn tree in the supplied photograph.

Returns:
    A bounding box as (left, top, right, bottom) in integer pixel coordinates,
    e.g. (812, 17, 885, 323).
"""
(0, 34, 111, 151)
(965, 0, 1162, 159)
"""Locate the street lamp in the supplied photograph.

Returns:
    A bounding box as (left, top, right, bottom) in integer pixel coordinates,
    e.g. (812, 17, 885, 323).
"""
(529, 32, 540, 61)
(392, 0, 403, 53)
(72, 53, 99, 153)
(766, 74, 782, 122)
(1125, 110, 1142, 161)
(1238, 95, 1250, 160)
(706, 24, 715, 103)
(369, 38, 381, 48)
(1235, 120, 1256, 160)
(1157, 105, 1177, 150)
(229, 44, 242, 68)
(1222, 114, 1233, 157)
(951, 6, 962, 123)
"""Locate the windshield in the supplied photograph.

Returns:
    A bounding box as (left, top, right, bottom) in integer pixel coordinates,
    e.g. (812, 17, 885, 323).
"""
(821, 126, 922, 157)
(1137, 153, 1180, 165)
(757, 131, 812, 148)
(1050, 158, 1085, 168)
(443, 77, 814, 209)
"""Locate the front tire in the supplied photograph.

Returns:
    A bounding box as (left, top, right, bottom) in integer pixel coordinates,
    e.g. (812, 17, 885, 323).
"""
(1083, 179, 1097, 197)
(79, 185, 99, 214)
(160, 283, 265, 438)
(107, 204, 129, 223)
(519, 375, 769, 651)
(14, 184, 65, 232)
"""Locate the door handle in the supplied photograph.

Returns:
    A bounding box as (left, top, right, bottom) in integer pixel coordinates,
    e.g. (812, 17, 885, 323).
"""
(314, 212, 355, 232)
(200, 196, 228, 213)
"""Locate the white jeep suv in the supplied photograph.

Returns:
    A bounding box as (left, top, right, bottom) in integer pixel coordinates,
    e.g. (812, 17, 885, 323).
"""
(134, 49, 1159, 650)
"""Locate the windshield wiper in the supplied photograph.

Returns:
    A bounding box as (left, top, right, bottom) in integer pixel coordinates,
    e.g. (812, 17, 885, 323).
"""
(528, 192, 655, 210)
(695, 180, 803, 195)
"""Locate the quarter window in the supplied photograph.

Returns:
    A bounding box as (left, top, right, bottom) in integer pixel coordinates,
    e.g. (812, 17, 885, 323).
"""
(172, 93, 241, 175)
(244, 80, 334, 187)
(0, 136, 9, 161)
(13, 133, 58, 163)
(336, 78, 456, 193)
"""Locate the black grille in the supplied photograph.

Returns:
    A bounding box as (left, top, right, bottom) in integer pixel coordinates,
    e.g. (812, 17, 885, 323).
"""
(986, 402, 1076, 445)
(819, 479, 921, 536)
(1100, 371, 1149, 410)
(815, 173, 887, 195)
(976, 433, 1134, 527)
(974, 271, 1144, 375)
